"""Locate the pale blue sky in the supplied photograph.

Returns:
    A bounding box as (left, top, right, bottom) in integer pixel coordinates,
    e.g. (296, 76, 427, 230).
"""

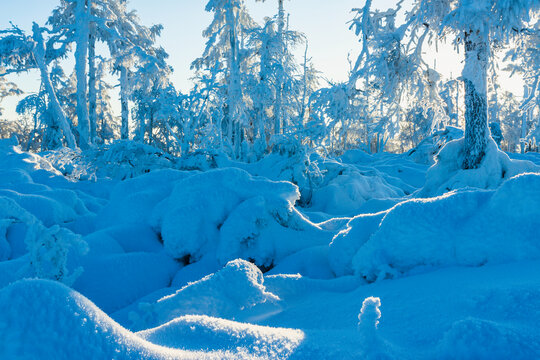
(0, 0, 522, 120)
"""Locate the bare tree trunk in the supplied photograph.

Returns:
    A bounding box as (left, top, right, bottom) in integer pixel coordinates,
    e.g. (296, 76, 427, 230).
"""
(462, 29, 490, 169)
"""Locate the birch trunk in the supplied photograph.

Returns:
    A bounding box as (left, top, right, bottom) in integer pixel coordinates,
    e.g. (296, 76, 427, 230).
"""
(120, 65, 129, 139)
(462, 29, 490, 169)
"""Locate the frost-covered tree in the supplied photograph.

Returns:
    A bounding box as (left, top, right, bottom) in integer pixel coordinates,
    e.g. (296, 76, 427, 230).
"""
(0, 24, 77, 149)
(409, 0, 539, 167)
(48, 0, 163, 144)
(15, 62, 74, 150)
(192, 0, 258, 159)
(0, 68, 22, 119)
(247, 15, 309, 157)
(131, 56, 179, 150)
(506, 20, 540, 148)
(348, 0, 448, 154)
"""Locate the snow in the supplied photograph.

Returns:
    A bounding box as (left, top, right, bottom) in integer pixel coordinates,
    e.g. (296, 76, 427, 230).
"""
(138, 315, 305, 359)
(129, 259, 280, 331)
(150, 167, 332, 267)
(420, 137, 539, 196)
(340, 172, 540, 281)
(0, 279, 248, 360)
(1, 139, 540, 359)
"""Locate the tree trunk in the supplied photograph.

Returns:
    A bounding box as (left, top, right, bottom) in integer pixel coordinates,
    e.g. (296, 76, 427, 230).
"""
(226, 4, 243, 159)
(521, 84, 530, 153)
(274, 0, 285, 135)
(32, 24, 77, 149)
(75, 0, 91, 148)
(88, 22, 97, 144)
(462, 29, 490, 169)
(120, 65, 129, 139)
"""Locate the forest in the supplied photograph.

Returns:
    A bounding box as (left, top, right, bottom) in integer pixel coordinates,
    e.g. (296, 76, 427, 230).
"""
(0, 0, 539, 359)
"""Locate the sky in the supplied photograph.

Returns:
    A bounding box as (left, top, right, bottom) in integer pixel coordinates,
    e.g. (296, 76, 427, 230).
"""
(0, 0, 524, 120)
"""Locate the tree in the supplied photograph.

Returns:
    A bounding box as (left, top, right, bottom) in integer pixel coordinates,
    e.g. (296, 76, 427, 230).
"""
(193, 0, 258, 159)
(0, 24, 77, 149)
(409, 0, 539, 168)
(506, 20, 540, 149)
(347, 0, 447, 154)
(0, 68, 22, 119)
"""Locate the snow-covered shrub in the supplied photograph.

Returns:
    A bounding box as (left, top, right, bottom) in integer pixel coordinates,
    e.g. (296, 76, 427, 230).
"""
(419, 137, 539, 197)
(130, 259, 279, 331)
(151, 167, 332, 267)
(309, 162, 403, 215)
(26, 224, 87, 285)
(343, 173, 540, 281)
(407, 126, 464, 165)
(328, 212, 385, 277)
(45, 141, 177, 181)
(217, 151, 323, 206)
(0, 196, 87, 285)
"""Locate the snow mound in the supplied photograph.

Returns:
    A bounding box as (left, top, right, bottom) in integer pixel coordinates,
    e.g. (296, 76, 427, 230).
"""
(407, 126, 464, 165)
(309, 163, 403, 216)
(138, 315, 304, 359)
(330, 173, 540, 281)
(438, 318, 540, 359)
(97, 168, 191, 228)
(130, 259, 279, 331)
(151, 167, 332, 267)
(73, 252, 180, 313)
(0, 138, 61, 176)
(0, 279, 242, 360)
(419, 137, 539, 196)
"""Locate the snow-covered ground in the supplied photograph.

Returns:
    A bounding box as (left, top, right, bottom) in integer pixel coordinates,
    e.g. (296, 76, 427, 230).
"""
(1, 137, 540, 359)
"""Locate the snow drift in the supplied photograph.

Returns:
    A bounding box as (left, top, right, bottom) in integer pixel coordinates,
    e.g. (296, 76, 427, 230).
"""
(331, 172, 540, 281)
(0, 279, 246, 360)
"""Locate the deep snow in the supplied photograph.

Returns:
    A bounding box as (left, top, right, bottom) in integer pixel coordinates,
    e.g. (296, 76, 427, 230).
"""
(1, 137, 539, 359)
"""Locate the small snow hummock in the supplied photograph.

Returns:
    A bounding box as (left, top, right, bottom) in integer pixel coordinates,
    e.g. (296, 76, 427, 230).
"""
(129, 259, 280, 331)
(358, 296, 382, 334)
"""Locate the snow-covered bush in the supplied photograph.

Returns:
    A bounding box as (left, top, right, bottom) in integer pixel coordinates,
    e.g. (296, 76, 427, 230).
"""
(407, 126, 464, 165)
(151, 167, 332, 267)
(330, 172, 540, 281)
(96, 168, 192, 228)
(309, 161, 403, 216)
(0, 196, 87, 285)
(45, 141, 177, 181)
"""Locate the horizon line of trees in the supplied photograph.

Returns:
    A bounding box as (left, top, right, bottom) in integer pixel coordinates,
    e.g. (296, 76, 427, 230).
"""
(0, 0, 539, 164)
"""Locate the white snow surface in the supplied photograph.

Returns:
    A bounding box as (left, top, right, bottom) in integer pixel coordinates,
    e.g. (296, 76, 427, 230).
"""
(1, 138, 540, 359)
